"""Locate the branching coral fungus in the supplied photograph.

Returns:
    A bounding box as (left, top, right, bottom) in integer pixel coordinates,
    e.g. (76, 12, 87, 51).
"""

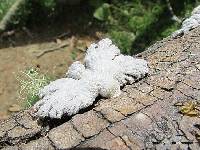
(33, 38, 149, 118)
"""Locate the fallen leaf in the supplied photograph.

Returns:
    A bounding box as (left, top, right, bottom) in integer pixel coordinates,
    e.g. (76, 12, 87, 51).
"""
(179, 101, 199, 117)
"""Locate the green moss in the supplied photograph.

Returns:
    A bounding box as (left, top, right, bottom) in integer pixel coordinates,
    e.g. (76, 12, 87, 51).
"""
(70, 50, 77, 61)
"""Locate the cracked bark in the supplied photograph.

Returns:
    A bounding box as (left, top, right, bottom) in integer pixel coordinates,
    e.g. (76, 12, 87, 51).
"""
(1, 26, 200, 149)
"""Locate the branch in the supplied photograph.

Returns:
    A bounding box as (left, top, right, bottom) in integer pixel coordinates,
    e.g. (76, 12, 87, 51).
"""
(0, 0, 25, 32)
(36, 42, 69, 58)
(166, 0, 182, 23)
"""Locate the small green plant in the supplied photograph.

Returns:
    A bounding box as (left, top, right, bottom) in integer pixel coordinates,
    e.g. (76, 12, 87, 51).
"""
(90, 0, 165, 54)
(17, 67, 51, 108)
(90, 0, 198, 54)
(71, 50, 77, 61)
(109, 31, 135, 54)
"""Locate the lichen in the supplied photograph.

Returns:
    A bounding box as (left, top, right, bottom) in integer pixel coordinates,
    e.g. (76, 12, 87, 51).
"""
(33, 38, 149, 118)
(173, 5, 200, 37)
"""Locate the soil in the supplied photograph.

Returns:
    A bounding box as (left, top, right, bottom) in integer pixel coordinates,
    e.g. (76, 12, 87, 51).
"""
(0, 23, 103, 120)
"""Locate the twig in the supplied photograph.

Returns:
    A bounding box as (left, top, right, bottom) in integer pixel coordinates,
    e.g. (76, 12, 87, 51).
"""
(53, 32, 70, 40)
(36, 42, 69, 58)
(76, 46, 86, 52)
(166, 0, 182, 23)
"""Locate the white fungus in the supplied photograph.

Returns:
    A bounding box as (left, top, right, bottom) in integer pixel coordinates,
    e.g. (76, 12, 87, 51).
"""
(33, 38, 149, 118)
(173, 5, 200, 37)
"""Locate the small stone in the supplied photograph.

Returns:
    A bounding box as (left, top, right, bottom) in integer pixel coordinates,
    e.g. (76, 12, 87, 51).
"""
(48, 122, 84, 149)
(8, 104, 21, 112)
(71, 110, 109, 138)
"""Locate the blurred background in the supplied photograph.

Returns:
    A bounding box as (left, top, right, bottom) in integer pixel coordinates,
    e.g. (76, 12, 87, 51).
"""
(0, 0, 199, 120)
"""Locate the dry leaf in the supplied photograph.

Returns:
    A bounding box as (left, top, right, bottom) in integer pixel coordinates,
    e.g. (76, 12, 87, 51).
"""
(179, 101, 199, 116)
(185, 110, 199, 116)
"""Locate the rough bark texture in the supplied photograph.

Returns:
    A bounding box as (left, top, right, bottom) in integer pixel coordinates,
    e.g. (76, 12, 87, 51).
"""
(1, 27, 200, 150)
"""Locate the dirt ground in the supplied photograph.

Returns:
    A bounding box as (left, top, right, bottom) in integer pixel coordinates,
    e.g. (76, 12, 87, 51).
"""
(0, 25, 102, 120)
